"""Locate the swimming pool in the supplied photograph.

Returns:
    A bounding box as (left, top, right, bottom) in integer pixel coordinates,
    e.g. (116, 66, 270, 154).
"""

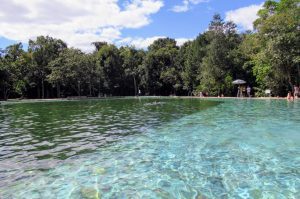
(0, 98, 299, 198)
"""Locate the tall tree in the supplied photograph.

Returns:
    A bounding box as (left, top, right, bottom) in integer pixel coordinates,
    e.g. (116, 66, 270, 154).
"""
(252, 0, 300, 95)
(199, 14, 241, 96)
(120, 46, 145, 96)
(94, 44, 122, 96)
(0, 43, 30, 100)
(0, 0, 297, 99)
(29, 36, 67, 98)
(141, 38, 179, 95)
(48, 48, 89, 96)
(181, 35, 208, 95)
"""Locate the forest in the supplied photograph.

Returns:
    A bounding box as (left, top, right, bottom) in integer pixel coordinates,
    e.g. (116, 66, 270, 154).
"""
(0, 0, 299, 100)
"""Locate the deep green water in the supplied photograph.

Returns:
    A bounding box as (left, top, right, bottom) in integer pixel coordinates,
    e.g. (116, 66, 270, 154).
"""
(0, 98, 299, 198)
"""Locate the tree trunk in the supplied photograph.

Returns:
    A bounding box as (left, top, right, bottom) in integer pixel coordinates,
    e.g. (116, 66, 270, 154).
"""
(287, 72, 294, 93)
(41, 78, 45, 99)
(37, 86, 41, 99)
(92, 86, 95, 96)
(133, 76, 137, 96)
(78, 81, 81, 97)
(4, 87, 10, 101)
(56, 83, 60, 98)
(297, 64, 300, 84)
(2, 85, 7, 101)
(98, 78, 101, 97)
(2, 85, 4, 100)
(89, 81, 92, 97)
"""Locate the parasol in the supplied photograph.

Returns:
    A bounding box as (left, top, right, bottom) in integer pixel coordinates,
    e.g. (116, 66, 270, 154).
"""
(232, 79, 246, 85)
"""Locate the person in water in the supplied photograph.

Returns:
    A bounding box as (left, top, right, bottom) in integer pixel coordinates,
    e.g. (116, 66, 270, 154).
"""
(287, 91, 294, 101)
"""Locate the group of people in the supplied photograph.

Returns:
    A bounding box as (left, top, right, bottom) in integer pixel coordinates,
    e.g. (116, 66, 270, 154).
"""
(287, 85, 299, 101)
(237, 85, 251, 97)
(197, 84, 300, 100)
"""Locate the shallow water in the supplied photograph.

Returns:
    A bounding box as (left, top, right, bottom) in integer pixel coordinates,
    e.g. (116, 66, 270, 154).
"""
(0, 98, 299, 198)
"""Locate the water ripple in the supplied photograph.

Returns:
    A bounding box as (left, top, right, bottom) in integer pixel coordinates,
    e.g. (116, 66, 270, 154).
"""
(0, 98, 299, 198)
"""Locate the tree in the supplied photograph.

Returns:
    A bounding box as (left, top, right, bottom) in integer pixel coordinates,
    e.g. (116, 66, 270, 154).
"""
(0, 0, 297, 98)
(198, 14, 241, 96)
(48, 48, 90, 96)
(92, 42, 108, 51)
(94, 44, 122, 96)
(29, 36, 67, 98)
(181, 35, 208, 95)
(0, 43, 30, 100)
(120, 46, 145, 96)
(252, 0, 300, 95)
(141, 38, 179, 95)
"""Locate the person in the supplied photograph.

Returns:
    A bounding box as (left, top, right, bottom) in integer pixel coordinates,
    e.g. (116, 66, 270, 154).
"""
(287, 91, 294, 101)
(242, 86, 246, 97)
(293, 85, 299, 98)
(237, 86, 240, 97)
(247, 86, 251, 97)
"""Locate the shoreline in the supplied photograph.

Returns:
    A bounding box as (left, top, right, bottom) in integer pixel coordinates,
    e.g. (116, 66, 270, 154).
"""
(0, 96, 295, 104)
(181, 96, 290, 100)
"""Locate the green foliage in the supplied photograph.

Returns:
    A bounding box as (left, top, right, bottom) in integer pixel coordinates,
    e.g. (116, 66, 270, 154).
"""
(95, 44, 122, 95)
(0, 43, 30, 99)
(119, 46, 145, 95)
(198, 14, 241, 96)
(0, 0, 298, 99)
(48, 48, 90, 96)
(141, 38, 180, 95)
(182, 36, 207, 93)
(251, 0, 300, 95)
(28, 36, 67, 98)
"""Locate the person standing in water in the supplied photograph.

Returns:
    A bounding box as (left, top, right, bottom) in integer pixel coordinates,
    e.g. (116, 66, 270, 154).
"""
(287, 91, 294, 101)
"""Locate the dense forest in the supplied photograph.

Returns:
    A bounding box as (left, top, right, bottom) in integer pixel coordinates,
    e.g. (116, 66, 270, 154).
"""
(0, 0, 299, 100)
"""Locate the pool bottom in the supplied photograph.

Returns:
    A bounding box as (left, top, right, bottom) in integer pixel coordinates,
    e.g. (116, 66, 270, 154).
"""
(1, 99, 300, 199)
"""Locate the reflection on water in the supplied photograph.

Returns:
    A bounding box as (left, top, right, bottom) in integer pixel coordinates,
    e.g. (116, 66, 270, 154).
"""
(0, 98, 299, 198)
(0, 98, 218, 188)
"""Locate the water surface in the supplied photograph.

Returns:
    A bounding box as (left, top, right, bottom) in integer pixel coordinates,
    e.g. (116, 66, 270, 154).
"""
(0, 98, 299, 198)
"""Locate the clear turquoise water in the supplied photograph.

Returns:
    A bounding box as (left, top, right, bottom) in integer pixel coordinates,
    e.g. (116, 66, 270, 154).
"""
(0, 98, 299, 198)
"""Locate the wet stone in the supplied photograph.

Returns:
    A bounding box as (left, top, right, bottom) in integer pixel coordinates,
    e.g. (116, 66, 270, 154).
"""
(196, 193, 208, 199)
(80, 187, 101, 199)
(93, 167, 106, 175)
(250, 189, 262, 199)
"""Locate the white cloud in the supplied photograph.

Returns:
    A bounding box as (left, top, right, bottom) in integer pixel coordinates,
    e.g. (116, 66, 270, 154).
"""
(225, 3, 263, 31)
(0, 0, 164, 51)
(171, 0, 209, 13)
(118, 36, 164, 49)
(172, 0, 189, 13)
(175, 38, 191, 46)
(118, 36, 192, 49)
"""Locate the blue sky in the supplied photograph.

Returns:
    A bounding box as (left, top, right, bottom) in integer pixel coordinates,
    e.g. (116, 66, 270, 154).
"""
(122, 0, 263, 38)
(0, 0, 264, 51)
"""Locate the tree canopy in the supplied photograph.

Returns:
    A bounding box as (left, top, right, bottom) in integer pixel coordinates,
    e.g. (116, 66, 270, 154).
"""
(0, 0, 299, 100)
